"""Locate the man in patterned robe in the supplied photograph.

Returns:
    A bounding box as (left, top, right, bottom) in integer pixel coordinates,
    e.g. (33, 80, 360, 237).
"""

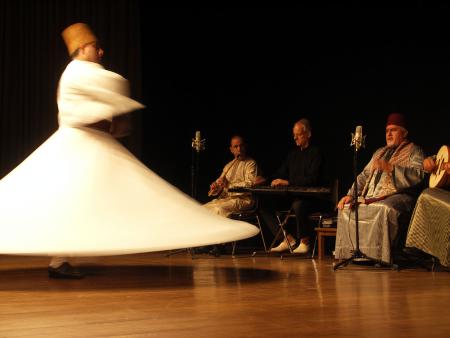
(335, 113, 426, 264)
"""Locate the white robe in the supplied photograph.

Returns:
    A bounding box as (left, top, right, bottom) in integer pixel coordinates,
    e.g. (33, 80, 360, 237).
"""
(204, 158, 258, 217)
(0, 60, 258, 256)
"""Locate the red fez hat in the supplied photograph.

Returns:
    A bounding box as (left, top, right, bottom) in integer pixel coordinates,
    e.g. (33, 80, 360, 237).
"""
(386, 112, 407, 129)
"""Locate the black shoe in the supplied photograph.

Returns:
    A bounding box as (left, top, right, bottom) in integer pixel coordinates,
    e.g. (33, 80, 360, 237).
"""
(403, 247, 430, 259)
(48, 262, 85, 279)
(209, 245, 222, 257)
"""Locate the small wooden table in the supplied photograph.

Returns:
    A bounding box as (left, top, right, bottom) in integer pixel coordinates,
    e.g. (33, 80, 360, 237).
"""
(315, 227, 337, 259)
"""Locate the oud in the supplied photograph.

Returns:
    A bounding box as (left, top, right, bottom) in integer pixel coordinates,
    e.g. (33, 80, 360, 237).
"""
(429, 145, 450, 188)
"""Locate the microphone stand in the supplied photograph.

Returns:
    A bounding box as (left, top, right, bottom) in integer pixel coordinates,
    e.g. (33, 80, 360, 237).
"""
(333, 131, 397, 270)
(166, 132, 205, 258)
(191, 147, 197, 198)
(191, 145, 202, 199)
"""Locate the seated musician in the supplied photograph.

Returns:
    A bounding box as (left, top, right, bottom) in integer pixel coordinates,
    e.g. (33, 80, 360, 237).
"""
(202, 135, 262, 256)
(335, 112, 426, 264)
(404, 150, 450, 268)
(259, 118, 323, 254)
(204, 135, 261, 217)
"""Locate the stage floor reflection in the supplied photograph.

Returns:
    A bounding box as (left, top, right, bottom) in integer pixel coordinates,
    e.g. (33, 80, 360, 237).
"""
(0, 252, 449, 337)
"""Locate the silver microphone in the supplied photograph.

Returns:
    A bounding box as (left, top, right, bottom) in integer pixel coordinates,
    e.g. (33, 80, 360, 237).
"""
(192, 130, 205, 152)
(195, 131, 201, 148)
(351, 125, 364, 151)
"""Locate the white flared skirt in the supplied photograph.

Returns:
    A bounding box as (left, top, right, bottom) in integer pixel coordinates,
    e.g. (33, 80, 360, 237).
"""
(0, 127, 258, 256)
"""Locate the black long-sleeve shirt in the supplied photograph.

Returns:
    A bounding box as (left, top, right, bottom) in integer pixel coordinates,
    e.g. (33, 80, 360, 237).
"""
(272, 145, 322, 186)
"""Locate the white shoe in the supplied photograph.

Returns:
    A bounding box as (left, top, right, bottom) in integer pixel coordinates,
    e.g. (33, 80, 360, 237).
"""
(270, 239, 296, 253)
(293, 242, 310, 254)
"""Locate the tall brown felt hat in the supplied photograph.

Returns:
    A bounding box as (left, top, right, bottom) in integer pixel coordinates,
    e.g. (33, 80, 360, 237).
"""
(61, 23, 97, 56)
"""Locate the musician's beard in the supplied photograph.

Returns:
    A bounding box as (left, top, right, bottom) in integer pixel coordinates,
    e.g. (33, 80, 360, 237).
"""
(386, 142, 397, 149)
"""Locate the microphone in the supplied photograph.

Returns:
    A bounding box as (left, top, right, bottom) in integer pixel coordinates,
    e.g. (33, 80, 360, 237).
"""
(195, 131, 201, 149)
(351, 125, 365, 151)
(192, 130, 205, 152)
(354, 126, 362, 151)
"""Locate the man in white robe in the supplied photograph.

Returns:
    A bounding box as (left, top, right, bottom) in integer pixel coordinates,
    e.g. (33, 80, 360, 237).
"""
(0, 23, 258, 274)
(48, 23, 142, 278)
(205, 135, 260, 218)
(202, 136, 261, 256)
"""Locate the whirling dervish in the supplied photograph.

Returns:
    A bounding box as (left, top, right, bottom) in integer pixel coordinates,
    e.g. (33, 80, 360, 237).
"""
(0, 23, 258, 260)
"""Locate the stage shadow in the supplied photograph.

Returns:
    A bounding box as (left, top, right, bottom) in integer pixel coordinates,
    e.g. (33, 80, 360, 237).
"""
(0, 264, 280, 291)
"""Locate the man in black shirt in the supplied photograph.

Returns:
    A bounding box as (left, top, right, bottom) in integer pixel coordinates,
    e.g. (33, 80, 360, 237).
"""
(260, 118, 323, 254)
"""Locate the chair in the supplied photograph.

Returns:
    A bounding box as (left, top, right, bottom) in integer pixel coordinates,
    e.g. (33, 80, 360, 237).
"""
(268, 179, 339, 257)
(267, 209, 297, 254)
(229, 198, 268, 256)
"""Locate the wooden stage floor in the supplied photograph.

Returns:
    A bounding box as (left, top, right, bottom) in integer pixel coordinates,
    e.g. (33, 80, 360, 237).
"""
(0, 252, 449, 337)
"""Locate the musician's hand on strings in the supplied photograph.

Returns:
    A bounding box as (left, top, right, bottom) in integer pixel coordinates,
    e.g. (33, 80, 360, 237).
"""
(270, 179, 289, 187)
(337, 195, 353, 210)
(216, 177, 227, 188)
(208, 178, 226, 197)
(208, 182, 219, 196)
(445, 162, 450, 174)
(209, 181, 217, 190)
(423, 156, 436, 173)
(372, 159, 393, 173)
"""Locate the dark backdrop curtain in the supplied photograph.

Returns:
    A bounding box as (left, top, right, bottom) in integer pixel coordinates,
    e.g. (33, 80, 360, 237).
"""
(0, 0, 142, 178)
(138, 8, 450, 199)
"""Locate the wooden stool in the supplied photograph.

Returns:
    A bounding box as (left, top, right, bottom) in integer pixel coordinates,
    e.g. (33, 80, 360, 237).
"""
(314, 227, 337, 259)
